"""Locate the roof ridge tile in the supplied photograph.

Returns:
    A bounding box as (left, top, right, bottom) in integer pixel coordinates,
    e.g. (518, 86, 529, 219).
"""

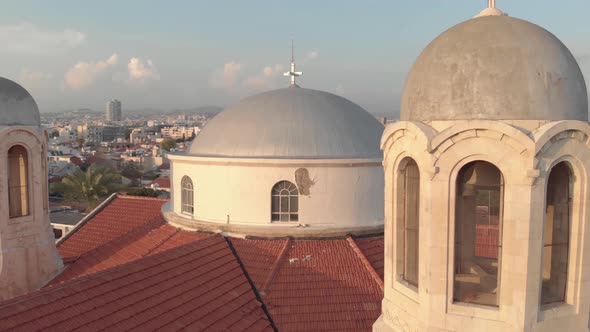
(261, 239, 291, 294)
(346, 236, 384, 290)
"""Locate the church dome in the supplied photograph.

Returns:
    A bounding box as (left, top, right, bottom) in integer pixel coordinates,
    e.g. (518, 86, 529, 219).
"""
(0, 77, 40, 126)
(401, 15, 588, 121)
(189, 86, 384, 159)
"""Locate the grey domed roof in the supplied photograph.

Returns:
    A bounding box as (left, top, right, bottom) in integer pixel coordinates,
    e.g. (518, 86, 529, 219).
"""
(401, 15, 588, 121)
(0, 77, 40, 126)
(189, 86, 384, 159)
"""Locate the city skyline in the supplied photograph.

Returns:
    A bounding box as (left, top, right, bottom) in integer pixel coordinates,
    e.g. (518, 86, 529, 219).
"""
(1, 0, 589, 116)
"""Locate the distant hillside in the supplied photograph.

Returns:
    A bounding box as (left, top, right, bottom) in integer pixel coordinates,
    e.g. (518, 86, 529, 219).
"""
(125, 106, 223, 115)
(170, 106, 223, 114)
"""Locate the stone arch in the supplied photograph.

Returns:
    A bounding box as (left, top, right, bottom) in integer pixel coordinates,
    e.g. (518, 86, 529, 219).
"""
(0, 128, 43, 222)
(453, 160, 504, 306)
(430, 120, 535, 156)
(7, 144, 30, 218)
(533, 121, 590, 157)
(533, 143, 590, 312)
(381, 121, 436, 171)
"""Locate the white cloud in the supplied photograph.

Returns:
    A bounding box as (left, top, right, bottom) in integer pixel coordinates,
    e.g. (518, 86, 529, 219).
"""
(17, 68, 52, 94)
(245, 64, 284, 89)
(127, 57, 160, 83)
(210, 61, 242, 89)
(64, 53, 118, 90)
(0, 23, 85, 54)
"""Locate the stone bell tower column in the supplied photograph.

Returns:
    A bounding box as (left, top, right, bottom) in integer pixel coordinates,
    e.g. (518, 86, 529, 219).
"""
(0, 77, 62, 300)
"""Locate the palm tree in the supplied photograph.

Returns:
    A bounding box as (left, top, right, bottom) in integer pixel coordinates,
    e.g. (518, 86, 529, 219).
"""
(59, 165, 119, 211)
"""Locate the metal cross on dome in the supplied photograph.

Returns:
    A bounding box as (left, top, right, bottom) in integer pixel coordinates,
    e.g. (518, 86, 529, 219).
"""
(283, 39, 302, 86)
(488, 0, 496, 8)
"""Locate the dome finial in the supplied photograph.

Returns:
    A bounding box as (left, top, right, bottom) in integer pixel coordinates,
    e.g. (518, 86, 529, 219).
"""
(475, 0, 505, 17)
(283, 38, 302, 86)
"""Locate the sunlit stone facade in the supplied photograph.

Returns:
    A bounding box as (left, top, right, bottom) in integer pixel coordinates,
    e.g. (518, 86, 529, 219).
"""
(375, 5, 590, 332)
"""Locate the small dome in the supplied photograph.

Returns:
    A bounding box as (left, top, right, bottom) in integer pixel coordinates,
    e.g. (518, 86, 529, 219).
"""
(401, 15, 588, 121)
(189, 86, 383, 159)
(0, 77, 40, 126)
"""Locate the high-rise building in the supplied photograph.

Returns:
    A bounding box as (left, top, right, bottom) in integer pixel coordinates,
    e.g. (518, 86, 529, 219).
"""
(106, 99, 122, 122)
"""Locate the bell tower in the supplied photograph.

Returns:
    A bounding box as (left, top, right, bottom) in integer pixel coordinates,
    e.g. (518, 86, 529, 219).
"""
(0, 77, 62, 300)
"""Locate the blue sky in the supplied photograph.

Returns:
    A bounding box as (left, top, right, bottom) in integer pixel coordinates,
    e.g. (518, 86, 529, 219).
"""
(1, 1, 589, 116)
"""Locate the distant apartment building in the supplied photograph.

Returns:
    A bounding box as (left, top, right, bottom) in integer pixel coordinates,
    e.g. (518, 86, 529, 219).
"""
(78, 125, 103, 143)
(160, 126, 199, 140)
(130, 128, 161, 144)
(78, 124, 126, 143)
(106, 99, 122, 122)
(102, 126, 127, 142)
(147, 120, 160, 127)
(57, 127, 77, 142)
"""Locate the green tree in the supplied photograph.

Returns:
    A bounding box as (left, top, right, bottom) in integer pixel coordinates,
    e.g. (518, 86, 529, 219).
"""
(121, 161, 142, 185)
(161, 138, 177, 151)
(56, 166, 119, 211)
(76, 137, 85, 148)
(127, 187, 162, 197)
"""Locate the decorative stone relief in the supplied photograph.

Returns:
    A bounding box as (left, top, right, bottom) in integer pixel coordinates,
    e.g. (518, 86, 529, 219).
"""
(294, 168, 316, 196)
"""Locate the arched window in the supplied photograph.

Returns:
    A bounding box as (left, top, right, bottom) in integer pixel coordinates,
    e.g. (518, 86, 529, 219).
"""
(397, 158, 420, 287)
(541, 162, 572, 304)
(271, 181, 298, 222)
(8, 145, 30, 218)
(453, 161, 503, 306)
(181, 176, 194, 215)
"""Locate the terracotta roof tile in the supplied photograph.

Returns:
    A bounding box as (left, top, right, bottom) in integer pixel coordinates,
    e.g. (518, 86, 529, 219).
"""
(230, 238, 289, 290)
(147, 177, 170, 189)
(58, 196, 168, 258)
(3, 194, 384, 331)
(0, 236, 273, 332)
(353, 235, 384, 280)
(53, 196, 210, 284)
(231, 238, 383, 331)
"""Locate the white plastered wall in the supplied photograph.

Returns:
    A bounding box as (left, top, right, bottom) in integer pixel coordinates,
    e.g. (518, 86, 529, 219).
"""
(169, 155, 384, 229)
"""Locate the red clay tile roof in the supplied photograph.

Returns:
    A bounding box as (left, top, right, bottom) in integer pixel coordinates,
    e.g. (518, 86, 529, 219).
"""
(58, 195, 168, 259)
(147, 177, 170, 189)
(351, 235, 384, 280)
(69, 156, 83, 165)
(0, 236, 274, 332)
(230, 237, 383, 331)
(84, 155, 108, 165)
(53, 195, 211, 284)
(2, 195, 384, 332)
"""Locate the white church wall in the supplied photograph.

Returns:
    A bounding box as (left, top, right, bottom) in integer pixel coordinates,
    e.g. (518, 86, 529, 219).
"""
(169, 155, 384, 230)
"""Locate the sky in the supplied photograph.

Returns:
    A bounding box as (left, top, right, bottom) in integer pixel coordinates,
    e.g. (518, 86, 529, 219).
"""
(0, 0, 589, 117)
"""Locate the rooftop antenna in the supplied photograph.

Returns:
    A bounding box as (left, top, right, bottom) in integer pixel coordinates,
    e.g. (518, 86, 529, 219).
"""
(283, 38, 302, 86)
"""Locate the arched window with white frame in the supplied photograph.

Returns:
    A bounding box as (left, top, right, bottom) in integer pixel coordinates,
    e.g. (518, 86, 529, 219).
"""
(541, 161, 572, 304)
(8, 145, 30, 218)
(181, 176, 194, 215)
(271, 181, 298, 222)
(453, 161, 504, 306)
